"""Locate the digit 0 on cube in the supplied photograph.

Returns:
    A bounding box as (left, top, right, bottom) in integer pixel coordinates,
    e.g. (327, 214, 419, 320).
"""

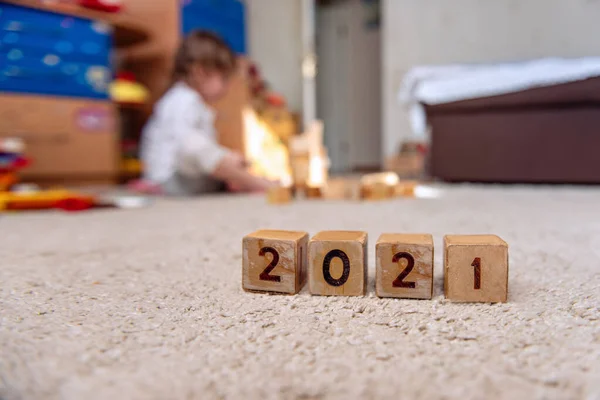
(242, 230, 309, 294)
(375, 233, 434, 299)
(308, 231, 368, 296)
(444, 235, 509, 303)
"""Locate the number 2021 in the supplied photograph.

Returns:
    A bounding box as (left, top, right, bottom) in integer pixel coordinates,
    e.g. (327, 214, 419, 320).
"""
(245, 232, 508, 302)
(258, 248, 486, 294)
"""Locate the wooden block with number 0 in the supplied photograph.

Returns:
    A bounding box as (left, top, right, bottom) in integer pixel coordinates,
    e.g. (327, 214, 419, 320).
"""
(376, 233, 434, 299)
(444, 235, 509, 303)
(242, 230, 309, 294)
(308, 231, 368, 296)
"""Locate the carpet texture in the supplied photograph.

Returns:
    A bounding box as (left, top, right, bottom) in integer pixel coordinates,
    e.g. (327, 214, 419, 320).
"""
(1, 185, 599, 400)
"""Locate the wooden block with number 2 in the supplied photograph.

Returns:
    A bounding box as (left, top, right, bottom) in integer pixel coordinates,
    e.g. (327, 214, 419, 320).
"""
(376, 233, 434, 299)
(444, 235, 509, 303)
(242, 230, 309, 294)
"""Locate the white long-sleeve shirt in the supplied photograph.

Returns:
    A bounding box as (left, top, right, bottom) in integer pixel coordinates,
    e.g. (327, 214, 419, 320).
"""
(141, 82, 228, 186)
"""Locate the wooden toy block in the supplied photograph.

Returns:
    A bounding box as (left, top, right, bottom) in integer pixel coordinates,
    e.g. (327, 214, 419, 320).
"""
(444, 235, 509, 303)
(243, 230, 309, 294)
(291, 153, 310, 189)
(267, 185, 293, 204)
(290, 120, 327, 190)
(308, 231, 368, 296)
(322, 178, 346, 200)
(395, 180, 419, 197)
(304, 186, 323, 199)
(376, 233, 434, 299)
(360, 172, 399, 201)
(360, 182, 395, 200)
(323, 177, 361, 200)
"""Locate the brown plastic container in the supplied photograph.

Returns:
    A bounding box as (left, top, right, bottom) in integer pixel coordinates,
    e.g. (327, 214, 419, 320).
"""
(426, 77, 600, 183)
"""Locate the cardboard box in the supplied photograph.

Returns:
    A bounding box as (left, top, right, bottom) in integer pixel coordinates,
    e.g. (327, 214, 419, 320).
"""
(0, 94, 118, 181)
(210, 58, 250, 155)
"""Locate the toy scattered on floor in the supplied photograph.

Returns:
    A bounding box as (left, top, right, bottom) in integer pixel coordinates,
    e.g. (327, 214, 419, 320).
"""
(0, 189, 95, 211)
(289, 120, 329, 191)
(359, 172, 399, 200)
(110, 72, 150, 105)
(282, 121, 420, 204)
(304, 186, 323, 199)
(0, 172, 18, 192)
(0, 136, 149, 213)
(242, 230, 509, 303)
(321, 177, 360, 200)
(0, 188, 150, 212)
(0, 138, 29, 191)
(267, 173, 420, 204)
(266, 185, 293, 204)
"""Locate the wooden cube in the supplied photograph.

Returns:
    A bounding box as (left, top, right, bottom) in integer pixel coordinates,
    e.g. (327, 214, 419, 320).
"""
(394, 180, 419, 198)
(266, 185, 293, 204)
(376, 233, 434, 299)
(444, 235, 509, 303)
(291, 153, 310, 189)
(360, 172, 398, 201)
(308, 231, 367, 296)
(360, 182, 396, 201)
(304, 186, 323, 199)
(323, 177, 361, 200)
(242, 230, 309, 294)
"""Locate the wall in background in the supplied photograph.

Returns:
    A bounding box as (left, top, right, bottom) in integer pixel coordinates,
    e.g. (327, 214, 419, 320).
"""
(382, 0, 600, 158)
(348, 0, 381, 169)
(317, 0, 381, 171)
(246, 0, 303, 114)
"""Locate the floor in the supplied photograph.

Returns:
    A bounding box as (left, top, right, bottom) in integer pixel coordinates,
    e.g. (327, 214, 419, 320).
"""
(1, 184, 599, 400)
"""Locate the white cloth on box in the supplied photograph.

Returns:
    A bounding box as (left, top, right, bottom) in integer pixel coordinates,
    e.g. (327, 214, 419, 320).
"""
(140, 82, 229, 194)
(397, 57, 600, 138)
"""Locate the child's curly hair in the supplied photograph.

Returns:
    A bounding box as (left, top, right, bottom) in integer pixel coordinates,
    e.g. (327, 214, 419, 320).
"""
(173, 30, 237, 80)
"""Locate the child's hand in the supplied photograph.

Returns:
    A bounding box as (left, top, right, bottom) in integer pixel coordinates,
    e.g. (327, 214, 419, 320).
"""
(213, 152, 250, 179)
(213, 152, 273, 193)
(228, 152, 251, 169)
(227, 176, 276, 193)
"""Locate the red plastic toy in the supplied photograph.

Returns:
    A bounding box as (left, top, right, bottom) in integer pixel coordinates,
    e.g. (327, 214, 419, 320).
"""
(78, 0, 123, 13)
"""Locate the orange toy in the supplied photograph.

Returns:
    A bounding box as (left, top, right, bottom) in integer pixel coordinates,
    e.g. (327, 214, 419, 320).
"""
(0, 190, 96, 212)
(0, 173, 17, 191)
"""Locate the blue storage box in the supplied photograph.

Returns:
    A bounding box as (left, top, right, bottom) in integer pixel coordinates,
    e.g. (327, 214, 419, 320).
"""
(0, 3, 112, 99)
(181, 0, 246, 54)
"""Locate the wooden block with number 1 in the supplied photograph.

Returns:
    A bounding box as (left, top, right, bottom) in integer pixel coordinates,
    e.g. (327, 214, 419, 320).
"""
(376, 233, 434, 299)
(242, 230, 309, 294)
(444, 235, 509, 303)
(308, 231, 368, 296)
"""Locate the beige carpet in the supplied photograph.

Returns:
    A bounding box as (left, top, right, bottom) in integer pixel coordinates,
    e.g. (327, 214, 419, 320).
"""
(1, 185, 599, 400)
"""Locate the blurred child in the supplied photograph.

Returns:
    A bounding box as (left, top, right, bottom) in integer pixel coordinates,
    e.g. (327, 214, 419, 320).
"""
(139, 30, 274, 195)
